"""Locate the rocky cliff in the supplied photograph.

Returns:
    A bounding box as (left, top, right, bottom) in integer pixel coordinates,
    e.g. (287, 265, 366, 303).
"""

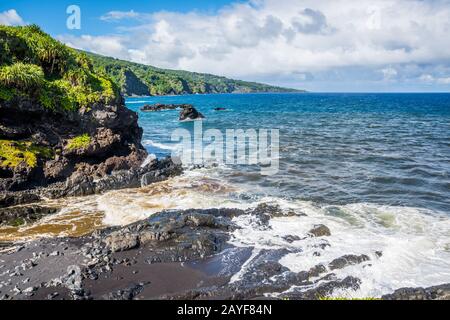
(0, 25, 181, 208)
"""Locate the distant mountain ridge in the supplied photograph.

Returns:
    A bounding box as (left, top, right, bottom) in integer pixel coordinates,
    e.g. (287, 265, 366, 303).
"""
(84, 51, 303, 97)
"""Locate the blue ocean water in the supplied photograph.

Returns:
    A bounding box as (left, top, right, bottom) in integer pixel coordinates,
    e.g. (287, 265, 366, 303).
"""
(126, 93, 450, 214)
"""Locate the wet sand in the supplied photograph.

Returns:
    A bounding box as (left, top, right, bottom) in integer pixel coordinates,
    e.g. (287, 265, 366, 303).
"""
(84, 261, 229, 300)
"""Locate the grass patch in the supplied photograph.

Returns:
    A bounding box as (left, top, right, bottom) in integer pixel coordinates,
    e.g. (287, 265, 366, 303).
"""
(66, 134, 91, 150)
(0, 140, 53, 168)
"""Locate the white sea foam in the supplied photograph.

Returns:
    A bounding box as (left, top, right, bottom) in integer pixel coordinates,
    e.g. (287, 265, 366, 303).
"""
(140, 154, 157, 168)
(99, 169, 249, 226)
(228, 198, 450, 297)
(126, 100, 151, 104)
(143, 139, 178, 151)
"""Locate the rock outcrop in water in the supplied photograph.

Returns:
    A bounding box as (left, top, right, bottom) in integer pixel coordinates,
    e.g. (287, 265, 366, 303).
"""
(179, 105, 205, 121)
(141, 103, 191, 112)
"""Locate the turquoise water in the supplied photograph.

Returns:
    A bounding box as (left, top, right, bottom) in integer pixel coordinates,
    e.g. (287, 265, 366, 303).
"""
(126, 93, 450, 214)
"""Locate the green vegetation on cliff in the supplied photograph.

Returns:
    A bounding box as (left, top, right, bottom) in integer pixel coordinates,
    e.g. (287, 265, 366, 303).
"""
(66, 134, 91, 151)
(0, 140, 53, 168)
(0, 25, 301, 105)
(85, 52, 301, 96)
(0, 25, 121, 111)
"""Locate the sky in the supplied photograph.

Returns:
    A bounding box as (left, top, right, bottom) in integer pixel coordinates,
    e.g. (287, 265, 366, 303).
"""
(1, 0, 450, 92)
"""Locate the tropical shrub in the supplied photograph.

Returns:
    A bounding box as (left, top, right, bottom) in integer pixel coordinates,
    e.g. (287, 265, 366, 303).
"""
(0, 63, 44, 89)
(0, 25, 120, 111)
(0, 140, 53, 168)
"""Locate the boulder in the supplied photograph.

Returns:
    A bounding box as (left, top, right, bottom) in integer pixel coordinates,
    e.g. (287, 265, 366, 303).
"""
(179, 105, 205, 121)
(328, 254, 370, 270)
(104, 232, 139, 253)
(0, 205, 58, 226)
(382, 283, 450, 300)
(308, 224, 331, 237)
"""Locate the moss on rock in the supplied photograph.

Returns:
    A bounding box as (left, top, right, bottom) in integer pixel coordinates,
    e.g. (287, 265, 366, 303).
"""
(66, 134, 91, 150)
(0, 140, 53, 169)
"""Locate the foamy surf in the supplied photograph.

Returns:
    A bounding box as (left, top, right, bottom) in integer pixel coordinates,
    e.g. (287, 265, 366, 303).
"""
(227, 198, 450, 298)
(126, 100, 152, 104)
(142, 139, 178, 151)
(99, 169, 248, 226)
(0, 164, 448, 298)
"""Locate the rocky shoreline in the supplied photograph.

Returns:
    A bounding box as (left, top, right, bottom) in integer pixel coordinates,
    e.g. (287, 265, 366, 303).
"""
(1, 95, 448, 301)
(1, 59, 448, 300)
(0, 83, 183, 218)
(1, 203, 448, 300)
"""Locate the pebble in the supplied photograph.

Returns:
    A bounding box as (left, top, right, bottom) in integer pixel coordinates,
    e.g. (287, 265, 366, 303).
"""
(23, 286, 37, 294)
(47, 292, 59, 300)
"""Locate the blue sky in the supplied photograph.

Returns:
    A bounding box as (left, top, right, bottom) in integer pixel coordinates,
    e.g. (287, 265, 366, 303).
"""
(1, 0, 450, 92)
(0, 0, 237, 35)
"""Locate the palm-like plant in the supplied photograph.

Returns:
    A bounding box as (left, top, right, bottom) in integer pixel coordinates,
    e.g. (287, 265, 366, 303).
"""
(0, 25, 121, 110)
(0, 63, 45, 89)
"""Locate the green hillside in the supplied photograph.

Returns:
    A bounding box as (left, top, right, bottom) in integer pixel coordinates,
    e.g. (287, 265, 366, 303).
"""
(85, 52, 302, 96)
(0, 24, 301, 106)
(0, 25, 120, 111)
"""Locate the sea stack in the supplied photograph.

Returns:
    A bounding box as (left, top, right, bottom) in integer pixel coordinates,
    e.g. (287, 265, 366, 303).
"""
(179, 105, 205, 121)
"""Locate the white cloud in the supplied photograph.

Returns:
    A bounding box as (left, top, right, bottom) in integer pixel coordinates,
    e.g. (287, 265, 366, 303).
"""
(100, 10, 140, 22)
(290, 8, 333, 35)
(0, 9, 25, 26)
(419, 74, 450, 85)
(420, 74, 435, 83)
(381, 67, 398, 80)
(59, 35, 127, 58)
(437, 77, 450, 84)
(57, 0, 450, 90)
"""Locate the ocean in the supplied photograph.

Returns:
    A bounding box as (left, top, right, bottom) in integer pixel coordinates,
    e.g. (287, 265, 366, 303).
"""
(131, 93, 450, 213)
(2, 93, 449, 298)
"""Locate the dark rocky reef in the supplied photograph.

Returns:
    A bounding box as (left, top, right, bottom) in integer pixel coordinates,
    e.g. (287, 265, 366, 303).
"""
(382, 284, 450, 300)
(0, 205, 58, 227)
(140, 103, 206, 122)
(140, 103, 191, 112)
(179, 105, 205, 121)
(0, 95, 183, 208)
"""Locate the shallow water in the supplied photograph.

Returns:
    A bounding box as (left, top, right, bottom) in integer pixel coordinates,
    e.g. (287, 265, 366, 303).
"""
(1, 93, 449, 297)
